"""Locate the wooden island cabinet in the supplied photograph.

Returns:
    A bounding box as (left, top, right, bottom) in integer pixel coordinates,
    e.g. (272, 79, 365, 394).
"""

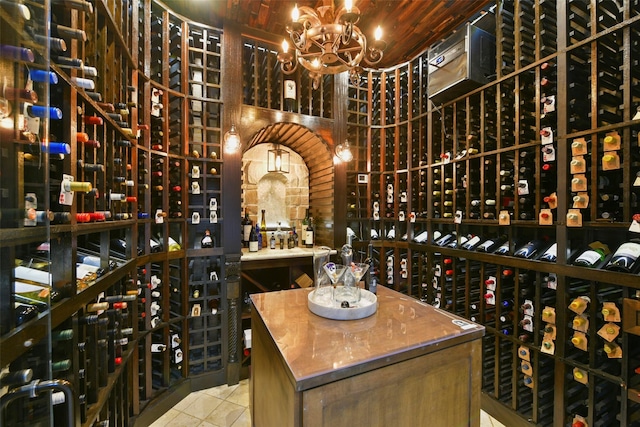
(250, 286, 485, 427)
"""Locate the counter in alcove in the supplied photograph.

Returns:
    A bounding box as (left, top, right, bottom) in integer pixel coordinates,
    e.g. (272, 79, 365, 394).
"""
(240, 247, 337, 291)
(249, 285, 485, 427)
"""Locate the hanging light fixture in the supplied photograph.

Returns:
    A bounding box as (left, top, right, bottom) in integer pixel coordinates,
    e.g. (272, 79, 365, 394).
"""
(223, 124, 241, 153)
(267, 143, 290, 173)
(277, 0, 386, 89)
(335, 139, 353, 163)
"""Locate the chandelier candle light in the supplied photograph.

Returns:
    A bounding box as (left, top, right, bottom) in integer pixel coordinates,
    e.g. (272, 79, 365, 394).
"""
(277, 0, 386, 89)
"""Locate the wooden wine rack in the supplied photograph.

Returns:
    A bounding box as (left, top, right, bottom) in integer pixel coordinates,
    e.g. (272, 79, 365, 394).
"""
(347, 1, 640, 426)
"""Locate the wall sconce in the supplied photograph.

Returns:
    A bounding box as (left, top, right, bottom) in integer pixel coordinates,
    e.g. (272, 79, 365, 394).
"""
(224, 124, 241, 153)
(268, 143, 290, 173)
(335, 139, 353, 163)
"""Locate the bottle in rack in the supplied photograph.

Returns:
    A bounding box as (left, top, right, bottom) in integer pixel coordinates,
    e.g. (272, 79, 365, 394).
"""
(604, 240, 640, 272)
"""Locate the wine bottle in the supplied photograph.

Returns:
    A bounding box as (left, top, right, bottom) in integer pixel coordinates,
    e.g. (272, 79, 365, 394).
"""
(513, 239, 546, 259)
(573, 246, 607, 268)
(201, 229, 213, 248)
(283, 77, 297, 112)
(604, 241, 640, 272)
(242, 211, 252, 247)
(249, 222, 258, 252)
(476, 235, 507, 253)
(305, 216, 314, 248)
(260, 210, 267, 246)
(539, 243, 557, 262)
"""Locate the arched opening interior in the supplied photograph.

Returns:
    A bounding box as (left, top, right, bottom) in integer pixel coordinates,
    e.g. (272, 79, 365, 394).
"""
(241, 122, 335, 247)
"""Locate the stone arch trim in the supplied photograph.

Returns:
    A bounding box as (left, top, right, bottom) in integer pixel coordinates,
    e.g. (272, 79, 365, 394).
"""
(243, 122, 335, 248)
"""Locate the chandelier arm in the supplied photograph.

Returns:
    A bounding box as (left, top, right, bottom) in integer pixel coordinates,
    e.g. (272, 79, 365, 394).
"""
(297, 7, 322, 27)
(342, 21, 353, 45)
(364, 49, 384, 65)
(281, 60, 298, 75)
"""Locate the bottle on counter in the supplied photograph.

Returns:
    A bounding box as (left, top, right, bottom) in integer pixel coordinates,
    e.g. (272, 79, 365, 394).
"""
(276, 222, 283, 247)
(305, 216, 314, 248)
(242, 211, 252, 247)
(260, 210, 267, 247)
(249, 223, 258, 252)
(292, 225, 299, 247)
(270, 232, 276, 249)
(255, 224, 262, 250)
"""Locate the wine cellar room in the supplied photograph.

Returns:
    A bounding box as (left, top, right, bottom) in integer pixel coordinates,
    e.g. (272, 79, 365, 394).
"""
(2, 0, 640, 426)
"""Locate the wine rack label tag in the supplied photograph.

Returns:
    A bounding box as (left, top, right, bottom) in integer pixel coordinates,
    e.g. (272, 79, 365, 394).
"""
(541, 339, 555, 355)
(23, 103, 41, 135)
(542, 145, 555, 162)
(597, 322, 620, 342)
(523, 375, 534, 389)
(601, 151, 620, 170)
(409, 212, 415, 223)
(518, 346, 531, 361)
(192, 99, 202, 112)
(572, 314, 589, 332)
(192, 165, 200, 178)
(24, 192, 37, 226)
(569, 296, 590, 315)
(573, 367, 588, 384)
(540, 127, 553, 145)
(601, 302, 621, 322)
(543, 95, 555, 114)
(155, 209, 164, 223)
(567, 209, 582, 227)
(572, 416, 587, 427)
(191, 181, 201, 194)
(192, 211, 200, 224)
(522, 314, 534, 332)
(571, 137, 588, 156)
(539, 209, 553, 225)
(544, 325, 556, 343)
(151, 88, 163, 103)
(603, 132, 621, 151)
(60, 174, 74, 206)
(454, 210, 462, 224)
(520, 360, 533, 376)
(571, 331, 588, 351)
(630, 220, 640, 233)
(604, 342, 623, 358)
(571, 174, 588, 192)
(570, 156, 586, 174)
(498, 210, 510, 225)
(522, 299, 534, 317)
(542, 307, 556, 325)
(517, 180, 530, 195)
(572, 193, 589, 209)
(485, 291, 496, 306)
(191, 304, 201, 317)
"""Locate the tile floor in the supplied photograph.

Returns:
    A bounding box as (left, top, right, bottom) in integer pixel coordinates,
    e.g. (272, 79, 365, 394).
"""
(149, 378, 506, 427)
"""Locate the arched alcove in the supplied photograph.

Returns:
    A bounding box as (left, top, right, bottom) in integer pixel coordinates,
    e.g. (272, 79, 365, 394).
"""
(241, 122, 335, 247)
(242, 144, 309, 229)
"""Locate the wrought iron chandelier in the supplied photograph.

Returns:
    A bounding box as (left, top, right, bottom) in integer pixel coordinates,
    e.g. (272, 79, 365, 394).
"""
(277, 0, 386, 89)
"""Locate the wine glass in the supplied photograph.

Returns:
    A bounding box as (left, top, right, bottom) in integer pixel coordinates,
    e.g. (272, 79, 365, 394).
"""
(349, 262, 370, 285)
(314, 262, 347, 307)
(335, 262, 370, 306)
